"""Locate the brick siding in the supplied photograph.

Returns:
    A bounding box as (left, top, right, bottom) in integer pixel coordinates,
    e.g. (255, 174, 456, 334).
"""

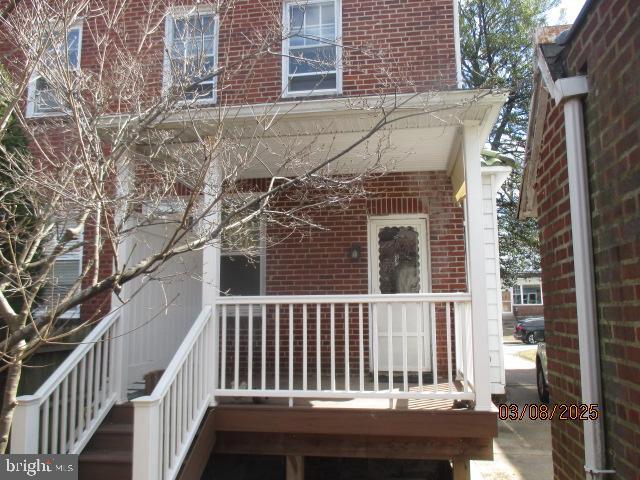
(512, 304, 544, 318)
(533, 1, 640, 477)
(253, 171, 467, 376)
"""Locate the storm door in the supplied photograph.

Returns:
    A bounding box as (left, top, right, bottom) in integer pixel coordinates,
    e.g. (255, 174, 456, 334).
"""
(369, 217, 431, 372)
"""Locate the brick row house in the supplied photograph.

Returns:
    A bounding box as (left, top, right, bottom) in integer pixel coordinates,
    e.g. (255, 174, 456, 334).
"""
(519, 0, 640, 478)
(5, 1, 510, 478)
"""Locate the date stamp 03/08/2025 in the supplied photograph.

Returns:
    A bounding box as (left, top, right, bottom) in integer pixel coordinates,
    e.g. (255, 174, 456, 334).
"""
(498, 403, 601, 421)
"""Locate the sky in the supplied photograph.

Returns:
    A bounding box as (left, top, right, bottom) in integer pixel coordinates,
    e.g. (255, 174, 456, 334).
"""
(546, 0, 587, 25)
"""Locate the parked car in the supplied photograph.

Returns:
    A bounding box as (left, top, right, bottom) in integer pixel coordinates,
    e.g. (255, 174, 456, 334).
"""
(536, 337, 549, 403)
(513, 316, 545, 344)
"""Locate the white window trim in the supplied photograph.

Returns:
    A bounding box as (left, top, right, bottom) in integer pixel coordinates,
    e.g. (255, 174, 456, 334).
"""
(282, 0, 343, 98)
(26, 22, 84, 118)
(512, 282, 544, 306)
(55, 258, 83, 319)
(55, 230, 83, 319)
(163, 6, 219, 106)
(34, 230, 84, 320)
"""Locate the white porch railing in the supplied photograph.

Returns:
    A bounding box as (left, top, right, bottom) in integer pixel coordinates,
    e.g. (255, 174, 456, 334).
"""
(215, 293, 474, 404)
(132, 305, 215, 480)
(11, 311, 124, 454)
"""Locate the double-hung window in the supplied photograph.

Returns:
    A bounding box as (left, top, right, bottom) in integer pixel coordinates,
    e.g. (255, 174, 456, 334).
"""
(165, 8, 218, 103)
(283, 0, 341, 96)
(27, 24, 83, 117)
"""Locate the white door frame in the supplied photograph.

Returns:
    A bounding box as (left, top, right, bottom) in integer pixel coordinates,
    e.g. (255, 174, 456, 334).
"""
(366, 215, 432, 372)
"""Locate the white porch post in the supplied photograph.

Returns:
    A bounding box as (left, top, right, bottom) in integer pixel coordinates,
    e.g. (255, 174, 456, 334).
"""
(462, 123, 492, 411)
(202, 163, 221, 401)
(131, 398, 161, 480)
(112, 159, 135, 403)
(10, 396, 40, 453)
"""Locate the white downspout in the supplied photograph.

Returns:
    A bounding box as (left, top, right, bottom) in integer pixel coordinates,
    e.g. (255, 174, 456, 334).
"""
(452, 0, 462, 88)
(555, 76, 615, 479)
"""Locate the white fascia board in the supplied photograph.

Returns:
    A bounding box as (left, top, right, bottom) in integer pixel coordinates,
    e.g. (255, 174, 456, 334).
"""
(536, 45, 588, 104)
(553, 76, 589, 103)
(100, 89, 508, 130)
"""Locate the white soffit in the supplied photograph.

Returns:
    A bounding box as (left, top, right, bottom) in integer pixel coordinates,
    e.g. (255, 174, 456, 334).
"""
(136, 90, 506, 178)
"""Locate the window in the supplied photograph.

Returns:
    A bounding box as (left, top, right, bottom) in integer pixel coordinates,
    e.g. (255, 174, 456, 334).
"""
(522, 285, 542, 305)
(283, 0, 341, 96)
(41, 229, 84, 319)
(27, 25, 83, 117)
(165, 8, 218, 103)
(514, 290, 522, 305)
(513, 283, 543, 305)
(220, 199, 264, 296)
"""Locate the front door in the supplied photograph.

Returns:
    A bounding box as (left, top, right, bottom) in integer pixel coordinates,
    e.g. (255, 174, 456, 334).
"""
(369, 217, 431, 372)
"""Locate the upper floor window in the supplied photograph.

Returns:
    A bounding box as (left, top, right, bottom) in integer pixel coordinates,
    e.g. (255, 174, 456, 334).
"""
(27, 24, 83, 117)
(283, 0, 341, 96)
(164, 8, 218, 104)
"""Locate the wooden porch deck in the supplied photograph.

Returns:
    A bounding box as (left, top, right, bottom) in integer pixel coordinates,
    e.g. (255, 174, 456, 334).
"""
(200, 378, 497, 468)
(207, 403, 497, 465)
(218, 379, 461, 411)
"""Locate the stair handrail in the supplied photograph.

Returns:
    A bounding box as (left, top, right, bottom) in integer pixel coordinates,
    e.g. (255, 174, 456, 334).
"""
(11, 310, 124, 454)
(28, 310, 121, 403)
(132, 305, 216, 480)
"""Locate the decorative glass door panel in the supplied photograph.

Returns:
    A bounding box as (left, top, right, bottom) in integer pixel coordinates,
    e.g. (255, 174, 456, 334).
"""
(369, 217, 431, 372)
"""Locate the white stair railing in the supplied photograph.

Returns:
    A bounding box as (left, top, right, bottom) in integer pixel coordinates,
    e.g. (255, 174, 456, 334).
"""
(215, 293, 475, 404)
(132, 305, 215, 480)
(11, 311, 124, 454)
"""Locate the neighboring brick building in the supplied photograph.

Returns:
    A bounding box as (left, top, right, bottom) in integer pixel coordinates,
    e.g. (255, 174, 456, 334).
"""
(520, 1, 640, 478)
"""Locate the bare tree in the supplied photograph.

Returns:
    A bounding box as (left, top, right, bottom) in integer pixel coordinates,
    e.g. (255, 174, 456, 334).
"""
(0, 0, 493, 452)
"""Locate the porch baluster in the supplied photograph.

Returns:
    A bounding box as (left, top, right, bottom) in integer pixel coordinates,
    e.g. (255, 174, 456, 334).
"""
(446, 301, 453, 392)
(344, 303, 350, 392)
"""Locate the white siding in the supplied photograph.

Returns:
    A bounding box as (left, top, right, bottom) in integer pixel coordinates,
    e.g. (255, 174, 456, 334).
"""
(482, 172, 506, 394)
(118, 223, 203, 387)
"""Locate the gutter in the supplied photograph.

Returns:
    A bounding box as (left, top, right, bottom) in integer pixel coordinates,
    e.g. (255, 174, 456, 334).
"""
(546, 74, 615, 479)
(556, 0, 598, 47)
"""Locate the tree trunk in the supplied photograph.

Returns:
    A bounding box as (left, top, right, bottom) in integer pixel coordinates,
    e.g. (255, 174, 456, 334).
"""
(0, 340, 25, 453)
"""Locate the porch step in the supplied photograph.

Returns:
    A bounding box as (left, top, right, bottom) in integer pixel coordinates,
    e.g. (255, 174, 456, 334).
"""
(78, 403, 216, 480)
(79, 404, 133, 480)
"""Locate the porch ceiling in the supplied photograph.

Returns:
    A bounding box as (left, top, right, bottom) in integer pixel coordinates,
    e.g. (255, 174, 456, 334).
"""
(126, 90, 506, 178)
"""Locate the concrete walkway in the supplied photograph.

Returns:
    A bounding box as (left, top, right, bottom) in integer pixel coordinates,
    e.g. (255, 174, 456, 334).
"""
(471, 341, 553, 480)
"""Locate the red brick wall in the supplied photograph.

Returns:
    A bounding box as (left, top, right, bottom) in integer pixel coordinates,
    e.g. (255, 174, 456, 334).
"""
(260, 171, 467, 375)
(1, 0, 457, 108)
(512, 304, 544, 318)
(533, 1, 640, 478)
(16, 124, 114, 325)
(167, 0, 458, 103)
(536, 102, 584, 480)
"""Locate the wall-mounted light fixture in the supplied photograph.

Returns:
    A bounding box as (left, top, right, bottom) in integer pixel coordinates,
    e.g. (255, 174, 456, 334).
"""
(348, 243, 362, 261)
